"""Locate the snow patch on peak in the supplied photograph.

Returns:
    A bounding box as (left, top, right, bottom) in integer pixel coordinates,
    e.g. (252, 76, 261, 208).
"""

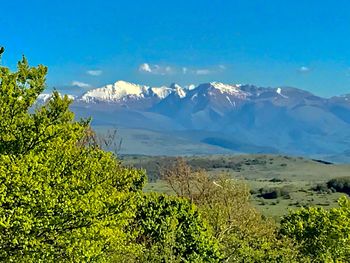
(169, 83, 186, 98)
(186, 84, 196, 90)
(151, 86, 173, 99)
(276, 87, 288, 99)
(206, 82, 249, 98)
(109, 80, 148, 97)
(175, 86, 186, 98)
(226, 96, 235, 107)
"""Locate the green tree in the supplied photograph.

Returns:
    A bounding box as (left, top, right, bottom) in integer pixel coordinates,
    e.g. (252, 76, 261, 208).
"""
(280, 196, 350, 262)
(162, 158, 303, 262)
(129, 193, 222, 262)
(0, 51, 146, 261)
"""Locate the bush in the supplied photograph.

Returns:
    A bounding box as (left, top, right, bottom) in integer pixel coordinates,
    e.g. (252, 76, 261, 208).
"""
(258, 187, 291, 199)
(269, 177, 285, 182)
(312, 183, 332, 193)
(327, 177, 350, 195)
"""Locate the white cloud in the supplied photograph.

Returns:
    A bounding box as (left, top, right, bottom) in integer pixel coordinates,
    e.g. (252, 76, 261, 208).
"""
(139, 63, 226, 75)
(71, 81, 91, 88)
(191, 65, 226, 75)
(138, 63, 174, 75)
(298, 66, 310, 73)
(86, 69, 102, 76)
(165, 66, 172, 73)
(195, 69, 212, 75)
(139, 63, 152, 73)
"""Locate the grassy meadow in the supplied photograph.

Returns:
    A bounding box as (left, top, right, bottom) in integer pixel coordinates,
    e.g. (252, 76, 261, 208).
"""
(121, 154, 350, 220)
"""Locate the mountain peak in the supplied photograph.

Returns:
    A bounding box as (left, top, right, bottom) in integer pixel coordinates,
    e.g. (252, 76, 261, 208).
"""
(80, 80, 149, 103)
(169, 83, 182, 90)
(193, 82, 248, 100)
(150, 86, 173, 99)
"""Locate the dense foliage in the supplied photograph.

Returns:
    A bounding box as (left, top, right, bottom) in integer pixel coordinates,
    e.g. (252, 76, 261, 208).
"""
(129, 193, 222, 262)
(280, 196, 350, 262)
(0, 55, 147, 261)
(0, 52, 219, 262)
(161, 158, 304, 262)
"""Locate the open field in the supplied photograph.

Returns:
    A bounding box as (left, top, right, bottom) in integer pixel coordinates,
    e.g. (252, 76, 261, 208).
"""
(121, 154, 350, 220)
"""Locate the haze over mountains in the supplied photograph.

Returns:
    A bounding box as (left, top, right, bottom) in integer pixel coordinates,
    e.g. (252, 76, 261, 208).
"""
(39, 81, 350, 162)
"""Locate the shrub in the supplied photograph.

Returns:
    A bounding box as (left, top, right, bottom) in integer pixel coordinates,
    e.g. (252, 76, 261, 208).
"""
(312, 183, 332, 193)
(327, 177, 350, 195)
(258, 187, 291, 199)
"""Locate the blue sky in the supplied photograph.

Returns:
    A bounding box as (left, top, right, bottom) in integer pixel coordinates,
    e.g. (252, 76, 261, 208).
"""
(2, 0, 350, 96)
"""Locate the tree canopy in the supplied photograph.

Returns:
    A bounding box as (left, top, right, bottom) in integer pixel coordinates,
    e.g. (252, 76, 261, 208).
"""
(0, 52, 219, 262)
(280, 196, 350, 262)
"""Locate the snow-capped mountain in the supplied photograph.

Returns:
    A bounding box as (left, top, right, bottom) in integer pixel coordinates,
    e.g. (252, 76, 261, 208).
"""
(37, 80, 350, 161)
(78, 80, 186, 103)
(169, 83, 186, 98)
(76, 80, 186, 109)
(39, 80, 339, 115)
(73, 80, 328, 112)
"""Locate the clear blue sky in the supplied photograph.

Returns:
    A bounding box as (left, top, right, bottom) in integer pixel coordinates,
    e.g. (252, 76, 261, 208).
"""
(2, 0, 350, 96)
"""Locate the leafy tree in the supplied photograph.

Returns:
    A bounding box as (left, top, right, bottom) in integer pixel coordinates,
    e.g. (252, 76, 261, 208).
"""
(129, 193, 222, 262)
(0, 51, 146, 261)
(162, 158, 303, 262)
(280, 196, 350, 262)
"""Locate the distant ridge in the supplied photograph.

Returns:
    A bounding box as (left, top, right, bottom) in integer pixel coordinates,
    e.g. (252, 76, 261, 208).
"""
(38, 80, 350, 162)
(40, 80, 349, 107)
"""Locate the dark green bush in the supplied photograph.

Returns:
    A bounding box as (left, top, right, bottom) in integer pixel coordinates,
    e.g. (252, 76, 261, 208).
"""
(269, 177, 285, 182)
(312, 183, 332, 193)
(327, 177, 350, 195)
(258, 187, 291, 199)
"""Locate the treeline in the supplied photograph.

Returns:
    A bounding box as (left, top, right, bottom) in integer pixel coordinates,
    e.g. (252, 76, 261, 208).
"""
(123, 155, 271, 182)
(1, 51, 350, 262)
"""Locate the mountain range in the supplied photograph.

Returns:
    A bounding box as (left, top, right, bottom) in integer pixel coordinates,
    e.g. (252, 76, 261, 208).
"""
(39, 80, 350, 162)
